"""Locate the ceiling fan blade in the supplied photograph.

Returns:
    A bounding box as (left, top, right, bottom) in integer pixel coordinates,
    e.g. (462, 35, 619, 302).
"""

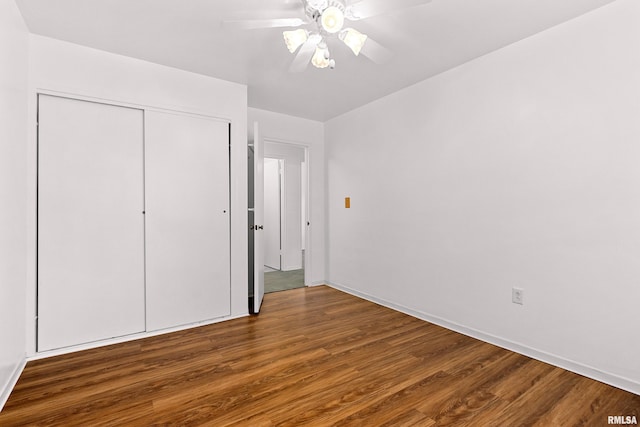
(222, 18, 306, 30)
(289, 37, 319, 73)
(345, 0, 432, 21)
(360, 37, 393, 64)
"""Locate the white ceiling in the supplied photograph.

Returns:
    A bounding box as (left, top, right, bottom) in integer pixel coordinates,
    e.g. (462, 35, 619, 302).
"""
(16, 0, 616, 121)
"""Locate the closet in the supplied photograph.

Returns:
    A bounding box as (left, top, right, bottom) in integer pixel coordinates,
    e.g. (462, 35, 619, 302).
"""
(37, 95, 230, 352)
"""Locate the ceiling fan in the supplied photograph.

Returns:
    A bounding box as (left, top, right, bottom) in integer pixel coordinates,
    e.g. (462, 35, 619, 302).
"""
(223, 0, 432, 72)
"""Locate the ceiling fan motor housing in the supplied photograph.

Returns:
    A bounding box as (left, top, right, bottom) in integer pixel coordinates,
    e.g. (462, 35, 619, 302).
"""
(303, 0, 346, 19)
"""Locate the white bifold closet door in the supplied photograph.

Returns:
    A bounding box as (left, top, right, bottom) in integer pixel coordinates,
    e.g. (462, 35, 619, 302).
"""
(145, 111, 231, 331)
(37, 95, 146, 352)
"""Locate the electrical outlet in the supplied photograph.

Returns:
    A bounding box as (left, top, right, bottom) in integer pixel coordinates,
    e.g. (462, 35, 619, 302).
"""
(512, 287, 524, 305)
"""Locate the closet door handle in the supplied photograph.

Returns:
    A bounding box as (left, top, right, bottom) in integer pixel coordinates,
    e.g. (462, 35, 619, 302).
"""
(258, 225, 264, 230)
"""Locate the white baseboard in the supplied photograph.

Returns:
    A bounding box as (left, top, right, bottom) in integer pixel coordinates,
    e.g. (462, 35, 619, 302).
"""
(309, 281, 327, 287)
(0, 357, 27, 412)
(29, 313, 248, 361)
(327, 281, 640, 396)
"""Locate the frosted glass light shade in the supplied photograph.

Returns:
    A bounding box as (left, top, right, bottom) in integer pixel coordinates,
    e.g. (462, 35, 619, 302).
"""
(283, 29, 308, 53)
(311, 45, 331, 68)
(321, 6, 344, 33)
(339, 28, 368, 56)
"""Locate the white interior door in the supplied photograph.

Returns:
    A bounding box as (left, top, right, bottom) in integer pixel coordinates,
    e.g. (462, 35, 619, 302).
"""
(263, 158, 281, 270)
(37, 95, 145, 351)
(253, 122, 265, 313)
(145, 111, 230, 331)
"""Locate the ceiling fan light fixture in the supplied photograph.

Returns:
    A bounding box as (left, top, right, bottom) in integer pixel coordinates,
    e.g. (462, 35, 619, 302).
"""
(321, 6, 344, 33)
(311, 43, 331, 68)
(283, 29, 309, 53)
(339, 28, 368, 56)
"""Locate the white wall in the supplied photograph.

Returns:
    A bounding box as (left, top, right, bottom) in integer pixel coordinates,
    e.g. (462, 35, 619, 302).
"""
(265, 142, 305, 271)
(249, 108, 326, 284)
(27, 35, 248, 356)
(325, 0, 640, 394)
(0, 0, 28, 409)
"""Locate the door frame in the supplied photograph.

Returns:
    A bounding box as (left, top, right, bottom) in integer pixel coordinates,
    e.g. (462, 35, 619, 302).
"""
(262, 137, 311, 286)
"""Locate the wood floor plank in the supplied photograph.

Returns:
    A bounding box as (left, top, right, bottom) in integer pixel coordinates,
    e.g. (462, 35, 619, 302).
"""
(0, 286, 638, 426)
(532, 377, 612, 427)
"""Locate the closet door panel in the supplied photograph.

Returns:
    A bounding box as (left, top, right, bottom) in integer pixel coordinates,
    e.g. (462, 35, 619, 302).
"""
(37, 95, 145, 352)
(145, 111, 230, 331)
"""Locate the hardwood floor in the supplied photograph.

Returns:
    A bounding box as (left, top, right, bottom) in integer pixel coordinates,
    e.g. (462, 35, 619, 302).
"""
(1, 286, 638, 426)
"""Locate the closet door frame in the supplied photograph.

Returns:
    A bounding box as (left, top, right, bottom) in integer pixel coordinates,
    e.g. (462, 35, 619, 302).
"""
(32, 91, 234, 356)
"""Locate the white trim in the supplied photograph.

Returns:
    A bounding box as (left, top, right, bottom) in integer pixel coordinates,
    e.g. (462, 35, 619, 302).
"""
(262, 136, 311, 148)
(34, 88, 234, 124)
(327, 281, 640, 396)
(29, 314, 248, 361)
(0, 358, 26, 412)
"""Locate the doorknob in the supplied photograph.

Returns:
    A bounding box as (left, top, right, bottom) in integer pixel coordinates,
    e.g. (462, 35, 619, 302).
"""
(258, 225, 264, 230)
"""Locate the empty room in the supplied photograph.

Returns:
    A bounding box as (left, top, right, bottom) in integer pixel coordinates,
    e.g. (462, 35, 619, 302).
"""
(1, 0, 639, 425)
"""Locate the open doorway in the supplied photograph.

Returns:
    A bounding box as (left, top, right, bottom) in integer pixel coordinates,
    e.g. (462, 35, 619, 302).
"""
(263, 141, 307, 293)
